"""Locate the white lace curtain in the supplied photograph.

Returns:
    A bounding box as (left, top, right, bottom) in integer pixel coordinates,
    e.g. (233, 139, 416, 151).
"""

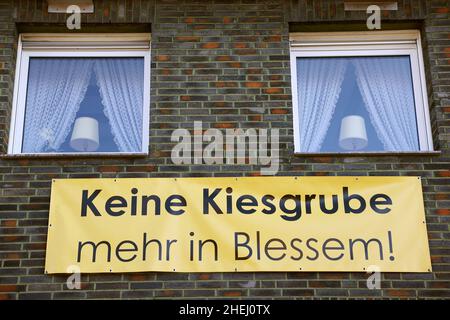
(353, 57, 419, 151)
(297, 58, 347, 152)
(23, 59, 94, 153)
(22, 58, 144, 153)
(94, 58, 144, 152)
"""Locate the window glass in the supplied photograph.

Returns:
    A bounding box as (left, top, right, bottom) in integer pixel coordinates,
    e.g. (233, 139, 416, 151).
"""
(295, 56, 419, 153)
(22, 57, 145, 153)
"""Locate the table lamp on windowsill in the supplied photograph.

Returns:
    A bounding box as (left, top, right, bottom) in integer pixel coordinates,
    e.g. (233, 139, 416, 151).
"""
(339, 115, 368, 151)
(70, 117, 100, 152)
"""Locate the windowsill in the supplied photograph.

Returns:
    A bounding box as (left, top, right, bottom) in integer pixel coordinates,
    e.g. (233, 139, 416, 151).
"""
(0, 152, 149, 159)
(293, 151, 442, 157)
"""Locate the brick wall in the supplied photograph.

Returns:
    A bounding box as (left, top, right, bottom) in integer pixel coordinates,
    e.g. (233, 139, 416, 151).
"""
(0, 0, 449, 299)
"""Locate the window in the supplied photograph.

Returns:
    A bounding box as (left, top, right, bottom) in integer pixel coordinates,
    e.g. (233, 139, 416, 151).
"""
(290, 30, 433, 153)
(8, 33, 151, 155)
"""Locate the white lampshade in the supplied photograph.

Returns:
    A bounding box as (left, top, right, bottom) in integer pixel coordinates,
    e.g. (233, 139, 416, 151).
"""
(70, 117, 99, 152)
(339, 115, 368, 151)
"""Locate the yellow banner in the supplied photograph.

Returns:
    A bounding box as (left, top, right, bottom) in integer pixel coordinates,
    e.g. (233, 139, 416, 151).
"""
(45, 177, 431, 273)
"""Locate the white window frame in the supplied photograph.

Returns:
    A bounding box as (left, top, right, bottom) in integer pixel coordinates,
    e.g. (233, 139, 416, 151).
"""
(289, 30, 433, 153)
(8, 33, 152, 155)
